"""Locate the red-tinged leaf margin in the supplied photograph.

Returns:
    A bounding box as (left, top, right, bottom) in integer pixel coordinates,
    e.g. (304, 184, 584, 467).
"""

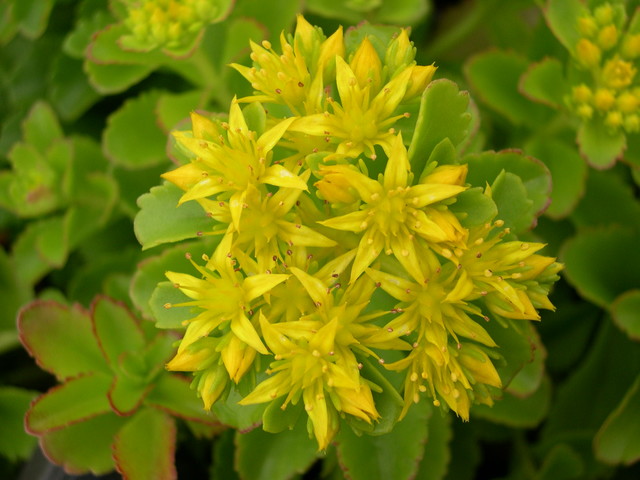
(90, 295, 146, 368)
(113, 408, 177, 480)
(25, 373, 112, 435)
(108, 375, 154, 417)
(518, 57, 567, 108)
(18, 300, 108, 380)
(611, 290, 640, 341)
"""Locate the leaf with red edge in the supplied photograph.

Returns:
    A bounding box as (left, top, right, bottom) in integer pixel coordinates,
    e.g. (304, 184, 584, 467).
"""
(18, 301, 108, 380)
(91, 296, 146, 367)
(40, 413, 127, 475)
(577, 118, 626, 169)
(113, 408, 177, 480)
(519, 57, 566, 108)
(145, 374, 220, 426)
(544, 0, 588, 53)
(108, 374, 152, 416)
(26, 373, 112, 434)
(612, 290, 640, 341)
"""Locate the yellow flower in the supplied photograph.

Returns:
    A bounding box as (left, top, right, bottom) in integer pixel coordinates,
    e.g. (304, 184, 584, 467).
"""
(317, 134, 467, 283)
(163, 100, 304, 228)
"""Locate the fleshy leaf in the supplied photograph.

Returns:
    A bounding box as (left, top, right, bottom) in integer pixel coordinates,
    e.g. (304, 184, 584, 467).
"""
(612, 290, 640, 341)
(0, 386, 38, 460)
(26, 373, 112, 434)
(108, 374, 151, 416)
(0, 247, 31, 353)
(414, 409, 452, 480)
(262, 395, 304, 434)
(519, 57, 566, 108)
(103, 91, 169, 169)
(465, 50, 552, 127)
(562, 228, 640, 309)
(544, 0, 588, 52)
(85, 60, 155, 95)
(336, 399, 430, 480)
(39, 413, 127, 475)
(91, 296, 146, 367)
(537, 444, 585, 480)
(12, 0, 54, 38)
(18, 301, 108, 379)
(448, 187, 498, 228)
(112, 408, 177, 480)
(408, 79, 471, 174)
(50, 55, 100, 122)
(146, 375, 220, 426)
(577, 118, 626, 169)
(134, 182, 216, 250)
(149, 282, 193, 329)
(22, 101, 63, 154)
(235, 416, 318, 480)
(594, 374, 640, 465)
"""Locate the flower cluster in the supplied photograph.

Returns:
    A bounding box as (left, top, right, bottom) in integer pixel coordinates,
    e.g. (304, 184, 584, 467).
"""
(569, 2, 640, 133)
(160, 16, 561, 449)
(121, 0, 227, 51)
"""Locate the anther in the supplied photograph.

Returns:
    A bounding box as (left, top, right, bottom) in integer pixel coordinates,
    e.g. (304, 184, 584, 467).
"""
(163, 303, 172, 309)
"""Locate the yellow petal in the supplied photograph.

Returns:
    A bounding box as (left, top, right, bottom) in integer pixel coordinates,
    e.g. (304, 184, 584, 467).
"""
(243, 273, 290, 301)
(261, 164, 308, 190)
(349, 36, 382, 91)
(230, 312, 269, 354)
(256, 116, 297, 153)
(383, 133, 410, 190)
(290, 267, 328, 306)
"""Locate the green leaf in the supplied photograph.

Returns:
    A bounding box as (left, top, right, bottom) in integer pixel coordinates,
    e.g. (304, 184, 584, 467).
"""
(85, 60, 155, 94)
(449, 187, 498, 228)
(490, 171, 534, 234)
(40, 413, 126, 475)
(577, 118, 626, 169)
(150, 282, 194, 329)
(525, 137, 587, 219)
(473, 375, 551, 428)
(519, 57, 567, 108)
(91, 296, 146, 367)
(211, 430, 241, 480)
(336, 400, 430, 480)
(408, 79, 471, 173)
(561, 227, 640, 309)
(464, 50, 552, 127)
(612, 290, 640, 341)
(0, 247, 31, 352)
(235, 416, 318, 480)
(464, 149, 551, 220)
(50, 55, 100, 122)
(0, 387, 38, 461)
(544, 0, 588, 52)
(112, 408, 177, 480)
(18, 301, 108, 379)
(134, 182, 216, 250)
(26, 373, 112, 434)
(571, 169, 640, 230)
(537, 443, 585, 480)
(156, 90, 208, 133)
(594, 374, 640, 465)
(13, 0, 53, 38)
(103, 90, 168, 169)
(36, 215, 67, 267)
(108, 374, 151, 416)
(212, 387, 265, 431)
(63, 8, 114, 59)
(88, 23, 166, 66)
(131, 241, 215, 319)
(262, 396, 304, 434)
(414, 410, 452, 480)
(146, 374, 220, 426)
(22, 101, 63, 154)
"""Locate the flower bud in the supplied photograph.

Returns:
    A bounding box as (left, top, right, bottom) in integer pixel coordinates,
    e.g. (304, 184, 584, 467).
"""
(385, 29, 416, 75)
(593, 88, 616, 110)
(350, 36, 383, 92)
(317, 26, 345, 83)
(597, 24, 618, 50)
(616, 91, 638, 113)
(604, 110, 623, 129)
(572, 84, 592, 103)
(576, 104, 593, 119)
(577, 16, 598, 37)
(602, 58, 636, 89)
(624, 114, 640, 132)
(594, 3, 614, 26)
(621, 34, 640, 59)
(575, 38, 601, 68)
(403, 64, 437, 101)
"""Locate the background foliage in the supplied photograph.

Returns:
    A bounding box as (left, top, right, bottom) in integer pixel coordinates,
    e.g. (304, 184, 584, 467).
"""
(1, 0, 639, 479)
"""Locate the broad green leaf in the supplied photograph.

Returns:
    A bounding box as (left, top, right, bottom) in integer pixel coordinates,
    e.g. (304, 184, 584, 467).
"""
(108, 374, 150, 416)
(464, 50, 552, 127)
(443, 422, 480, 480)
(87, 23, 166, 66)
(449, 187, 498, 228)
(150, 282, 194, 329)
(594, 374, 640, 465)
(36, 215, 67, 268)
(63, 8, 114, 59)
(544, 0, 588, 52)
(131, 240, 215, 319)
(235, 416, 318, 480)
(91, 296, 146, 367)
(0, 247, 31, 352)
(50, 55, 100, 121)
(134, 182, 216, 250)
(519, 57, 566, 108)
(414, 409, 452, 480)
(473, 375, 551, 428)
(464, 149, 550, 219)
(561, 228, 640, 309)
(22, 101, 63, 153)
(112, 408, 177, 480)
(211, 430, 240, 480)
(542, 321, 640, 439)
(262, 395, 304, 434)
(611, 290, 640, 341)
(489, 170, 534, 234)
(39, 413, 126, 475)
(537, 443, 585, 480)
(0, 387, 38, 461)
(212, 387, 265, 431)
(577, 119, 626, 169)
(26, 373, 112, 434)
(13, 0, 53, 38)
(156, 90, 208, 133)
(506, 327, 546, 396)
(146, 374, 220, 426)
(18, 301, 108, 379)
(571, 169, 640, 230)
(525, 137, 587, 219)
(336, 400, 430, 480)
(408, 79, 471, 173)
(85, 60, 155, 94)
(375, 0, 431, 25)
(103, 90, 168, 169)
(11, 221, 55, 286)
